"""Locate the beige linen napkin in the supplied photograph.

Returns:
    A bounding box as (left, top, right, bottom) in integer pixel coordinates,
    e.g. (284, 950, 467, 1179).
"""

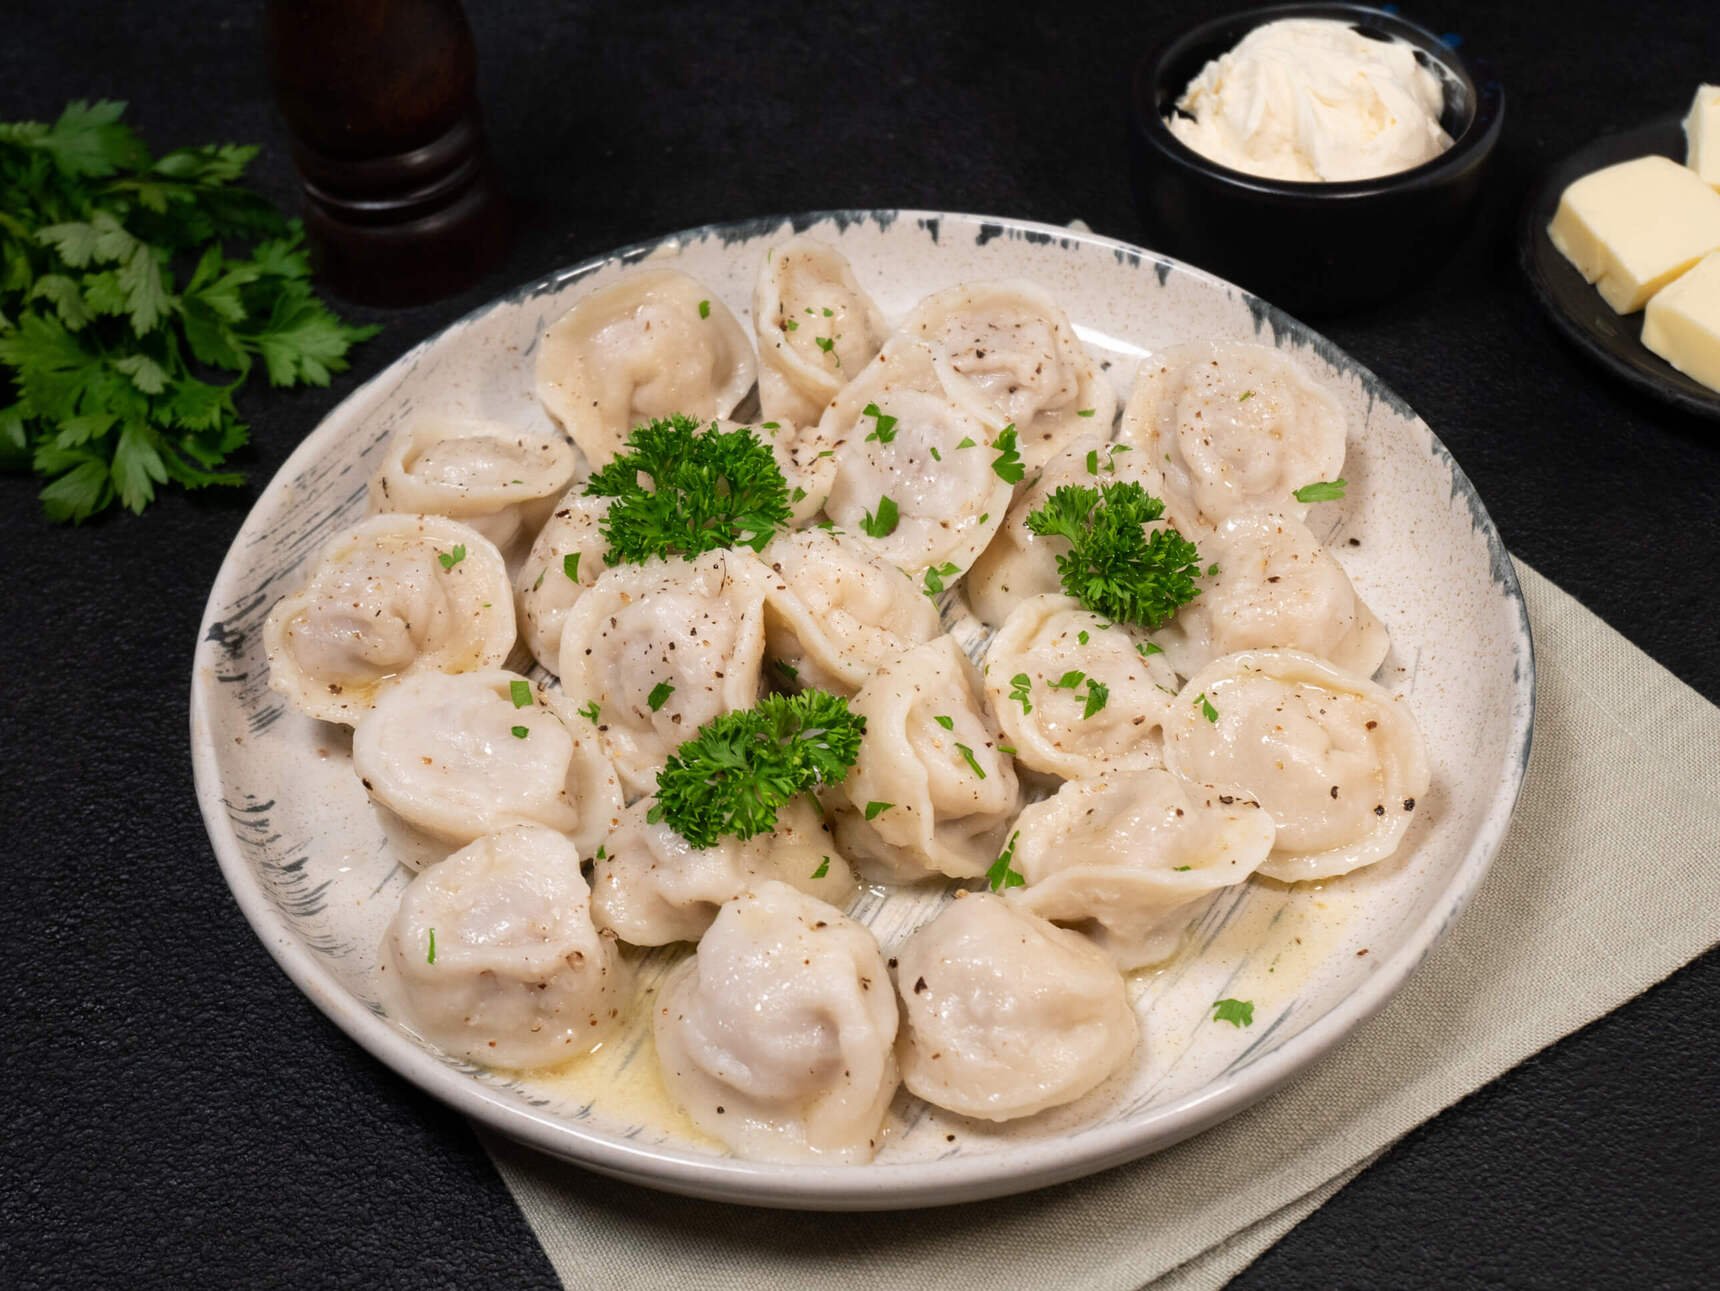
(483, 558, 1720, 1290)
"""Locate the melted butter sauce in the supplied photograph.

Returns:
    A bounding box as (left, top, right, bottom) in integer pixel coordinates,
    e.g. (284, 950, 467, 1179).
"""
(1127, 872, 1367, 1055)
(516, 947, 725, 1153)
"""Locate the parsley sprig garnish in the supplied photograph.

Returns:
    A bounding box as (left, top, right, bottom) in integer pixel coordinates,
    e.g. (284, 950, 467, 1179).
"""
(1024, 481, 1202, 628)
(647, 690, 865, 848)
(584, 414, 791, 565)
(0, 100, 378, 521)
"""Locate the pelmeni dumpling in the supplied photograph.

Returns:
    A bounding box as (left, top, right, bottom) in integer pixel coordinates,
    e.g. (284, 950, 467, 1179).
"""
(1119, 340, 1345, 528)
(1164, 650, 1430, 881)
(818, 335, 1012, 578)
(836, 635, 1021, 882)
(760, 528, 941, 695)
(965, 436, 1166, 628)
(352, 670, 622, 855)
(899, 279, 1117, 470)
(368, 416, 576, 551)
(535, 269, 756, 470)
(385, 824, 627, 1068)
(1155, 513, 1389, 680)
(513, 490, 610, 674)
(263, 514, 515, 725)
(1006, 770, 1276, 968)
(984, 595, 1182, 780)
(558, 547, 773, 795)
(893, 893, 1138, 1121)
(754, 236, 889, 427)
(653, 881, 899, 1163)
(591, 798, 856, 946)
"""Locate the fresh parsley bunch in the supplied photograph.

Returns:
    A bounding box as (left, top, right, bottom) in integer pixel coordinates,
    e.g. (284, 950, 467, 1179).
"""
(585, 414, 792, 565)
(0, 100, 378, 521)
(1025, 480, 1203, 628)
(648, 690, 866, 848)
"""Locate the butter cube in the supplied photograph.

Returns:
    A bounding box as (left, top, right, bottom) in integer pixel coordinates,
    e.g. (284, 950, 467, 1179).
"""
(1685, 85, 1720, 189)
(1642, 249, 1720, 393)
(1548, 155, 1720, 313)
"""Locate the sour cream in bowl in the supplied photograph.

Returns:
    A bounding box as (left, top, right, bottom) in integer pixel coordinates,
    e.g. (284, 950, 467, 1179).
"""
(1128, 3, 1504, 314)
(1168, 17, 1453, 183)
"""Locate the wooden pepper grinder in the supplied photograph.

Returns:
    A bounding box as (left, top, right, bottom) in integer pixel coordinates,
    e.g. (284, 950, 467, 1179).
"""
(266, 0, 510, 306)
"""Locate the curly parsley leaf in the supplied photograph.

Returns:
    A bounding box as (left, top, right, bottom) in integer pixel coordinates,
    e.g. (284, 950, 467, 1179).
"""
(648, 690, 866, 848)
(1024, 481, 1202, 629)
(585, 415, 791, 564)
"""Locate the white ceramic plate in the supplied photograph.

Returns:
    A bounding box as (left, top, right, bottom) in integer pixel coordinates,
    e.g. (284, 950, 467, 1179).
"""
(191, 210, 1534, 1210)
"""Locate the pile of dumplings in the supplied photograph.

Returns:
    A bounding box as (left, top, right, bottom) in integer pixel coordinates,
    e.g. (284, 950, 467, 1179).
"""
(262, 236, 1430, 1165)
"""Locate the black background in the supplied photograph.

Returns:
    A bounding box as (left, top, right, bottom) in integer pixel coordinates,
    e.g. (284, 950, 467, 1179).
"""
(6, 2, 1720, 1287)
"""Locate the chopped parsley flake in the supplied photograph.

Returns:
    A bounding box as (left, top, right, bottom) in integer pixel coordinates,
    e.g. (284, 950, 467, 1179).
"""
(955, 436, 977, 450)
(785, 318, 798, 330)
(821, 306, 834, 317)
(698, 299, 711, 319)
(922, 561, 959, 598)
(1195, 692, 1218, 723)
(1211, 998, 1254, 1027)
(1137, 641, 1163, 658)
(812, 856, 831, 880)
(954, 742, 986, 779)
(791, 486, 807, 503)
(1050, 669, 1086, 690)
(987, 831, 1024, 891)
(1077, 408, 1096, 417)
(436, 545, 466, 571)
(862, 402, 898, 444)
(1174, 865, 1192, 871)
(1077, 630, 1090, 645)
(815, 335, 834, 354)
(997, 744, 1017, 755)
(1238, 389, 1254, 402)
(1086, 449, 1100, 476)
(933, 714, 954, 730)
(595, 845, 607, 860)
(647, 681, 675, 712)
(989, 425, 1025, 483)
(929, 446, 942, 461)
(532, 570, 545, 591)
(1008, 673, 1033, 714)
(1292, 478, 1347, 503)
(775, 659, 799, 680)
(563, 552, 581, 582)
(427, 928, 436, 963)
(578, 701, 601, 723)
(510, 724, 530, 739)
(509, 679, 533, 708)
(860, 495, 899, 538)
(864, 800, 894, 820)
(1081, 679, 1109, 719)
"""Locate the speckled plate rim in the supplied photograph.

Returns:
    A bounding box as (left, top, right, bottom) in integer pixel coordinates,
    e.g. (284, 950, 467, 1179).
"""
(191, 209, 1535, 1210)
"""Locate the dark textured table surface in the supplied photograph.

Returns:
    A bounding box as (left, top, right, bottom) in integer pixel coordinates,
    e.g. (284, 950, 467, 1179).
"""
(6, 2, 1719, 1287)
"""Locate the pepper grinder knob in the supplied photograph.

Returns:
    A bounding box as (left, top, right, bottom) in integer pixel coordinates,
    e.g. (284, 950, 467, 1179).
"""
(265, 0, 510, 306)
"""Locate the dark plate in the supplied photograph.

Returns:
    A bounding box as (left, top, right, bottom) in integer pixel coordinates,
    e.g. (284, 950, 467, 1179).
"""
(1521, 116, 1720, 419)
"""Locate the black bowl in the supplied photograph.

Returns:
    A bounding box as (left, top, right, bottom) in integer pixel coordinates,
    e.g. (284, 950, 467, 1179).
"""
(1128, 3, 1504, 315)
